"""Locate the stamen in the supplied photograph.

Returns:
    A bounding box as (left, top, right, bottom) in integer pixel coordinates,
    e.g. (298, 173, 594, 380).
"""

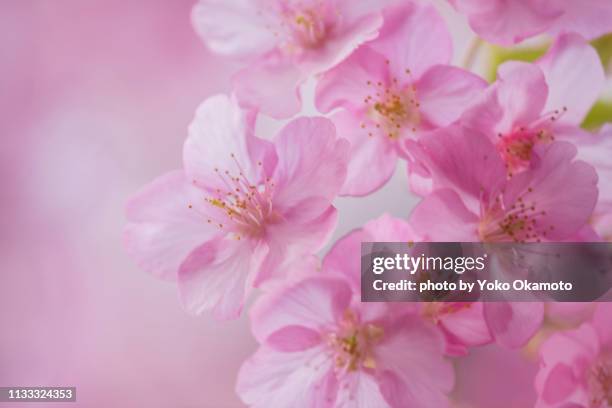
(362, 70, 420, 140)
(192, 153, 276, 237)
(479, 187, 554, 243)
(326, 310, 384, 374)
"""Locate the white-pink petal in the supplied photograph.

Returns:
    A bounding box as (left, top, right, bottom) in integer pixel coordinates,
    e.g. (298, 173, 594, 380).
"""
(537, 33, 605, 125)
(124, 170, 216, 280)
(249, 276, 352, 345)
(416, 65, 487, 127)
(236, 345, 337, 408)
(272, 116, 349, 213)
(178, 238, 268, 319)
(183, 94, 273, 191)
(192, 0, 278, 57)
(370, 2, 452, 79)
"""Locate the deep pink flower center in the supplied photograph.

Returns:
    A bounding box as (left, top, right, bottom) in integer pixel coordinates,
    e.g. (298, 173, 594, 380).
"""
(497, 127, 554, 174)
(326, 310, 384, 373)
(496, 107, 566, 174)
(588, 355, 612, 407)
(478, 190, 555, 243)
(192, 154, 277, 239)
(362, 71, 421, 140)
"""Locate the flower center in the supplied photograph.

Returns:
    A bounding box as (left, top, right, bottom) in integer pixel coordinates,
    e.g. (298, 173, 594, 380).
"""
(478, 190, 555, 243)
(497, 127, 555, 174)
(362, 71, 420, 140)
(190, 154, 277, 240)
(588, 355, 612, 407)
(327, 310, 384, 373)
(291, 10, 326, 47)
(496, 107, 565, 174)
(275, 4, 331, 53)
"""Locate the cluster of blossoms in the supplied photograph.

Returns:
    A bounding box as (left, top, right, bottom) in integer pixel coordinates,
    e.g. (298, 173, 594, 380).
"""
(125, 0, 612, 406)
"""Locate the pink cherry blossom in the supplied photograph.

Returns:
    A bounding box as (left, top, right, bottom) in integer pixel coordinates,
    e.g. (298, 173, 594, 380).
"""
(124, 94, 349, 319)
(316, 2, 487, 196)
(459, 34, 604, 175)
(407, 125, 599, 243)
(237, 274, 454, 407)
(450, 0, 612, 45)
(535, 303, 612, 408)
(323, 214, 493, 355)
(192, 0, 396, 118)
(406, 125, 599, 347)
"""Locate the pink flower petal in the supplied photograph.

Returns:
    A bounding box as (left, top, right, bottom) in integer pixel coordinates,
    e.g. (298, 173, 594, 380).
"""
(496, 61, 548, 130)
(535, 323, 600, 407)
(297, 7, 383, 77)
(416, 65, 487, 127)
(549, 0, 612, 40)
(503, 142, 598, 240)
(236, 345, 337, 408)
(452, 0, 562, 45)
(537, 33, 605, 125)
(370, 2, 452, 79)
(541, 363, 578, 405)
(177, 238, 268, 319)
(329, 110, 398, 197)
(254, 207, 338, 286)
(249, 276, 352, 345)
(335, 372, 391, 407)
(191, 0, 278, 57)
(376, 316, 454, 407)
(556, 125, 612, 213)
(183, 94, 275, 191)
(266, 325, 323, 352)
(460, 84, 506, 138)
(410, 125, 506, 213)
(484, 302, 544, 348)
(233, 56, 304, 119)
(272, 116, 349, 213)
(592, 303, 612, 345)
(315, 46, 389, 114)
(409, 189, 480, 241)
(439, 302, 493, 347)
(124, 170, 216, 280)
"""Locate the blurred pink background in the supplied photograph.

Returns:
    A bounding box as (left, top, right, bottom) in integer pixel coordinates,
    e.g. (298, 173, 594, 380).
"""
(0, 1, 538, 407)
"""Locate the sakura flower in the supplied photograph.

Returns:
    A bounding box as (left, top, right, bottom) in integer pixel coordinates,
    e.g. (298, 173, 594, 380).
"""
(323, 214, 492, 355)
(407, 126, 599, 347)
(237, 274, 454, 407)
(460, 33, 605, 176)
(124, 94, 349, 319)
(192, 0, 396, 118)
(316, 2, 487, 196)
(535, 303, 612, 408)
(450, 0, 612, 46)
(408, 125, 599, 244)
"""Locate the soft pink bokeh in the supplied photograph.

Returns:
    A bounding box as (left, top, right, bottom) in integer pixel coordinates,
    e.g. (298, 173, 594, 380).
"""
(1, 1, 252, 406)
